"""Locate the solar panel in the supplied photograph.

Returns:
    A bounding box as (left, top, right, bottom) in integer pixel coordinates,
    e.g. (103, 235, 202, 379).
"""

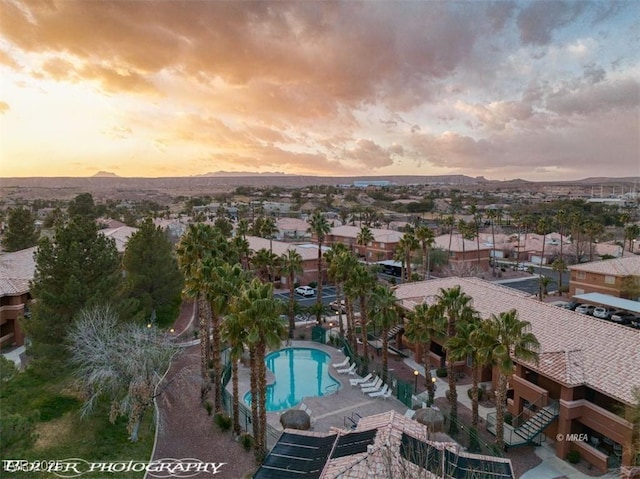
(254, 432, 337, 479)
(400, 433, 441, 470)
(331, 429, 377, 458)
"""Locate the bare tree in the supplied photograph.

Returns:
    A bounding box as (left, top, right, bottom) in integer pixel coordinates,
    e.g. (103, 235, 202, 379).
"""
(68, 305, 179, 441)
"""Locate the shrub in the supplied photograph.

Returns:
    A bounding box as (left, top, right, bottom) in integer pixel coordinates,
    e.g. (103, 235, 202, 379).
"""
(436, 367, 448, 378)
(204, 401, 213, 416)
(213, 413, 232, 432)
(467, 387, 484, 401)
(239, 433, 254, 451)
(567, 450, 581, 464)
(308, 281, 317, 289)
(32, 395, 81, 422)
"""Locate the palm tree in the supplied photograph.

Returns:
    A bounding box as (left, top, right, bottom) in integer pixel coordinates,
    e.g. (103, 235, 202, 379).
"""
(221, 305, 248, 436)
(176, 223, 216, 400)
(398, 230, 419, 281)
(236, 219, 250, 240)
(551, 258, 566, 296)
(280, 249, 303, 339)
(233, 279, 285, 459)
(481, 309, 540, 451)
(368, 284, 399, 383)
(511, 212, 523, 265)
(433, 285, 477, 435)
(260, 217, 279, 254)
(624, 224, 640, 252)
(206, 262, 248, 413)
(308, 211, 331, 323)
(415, 225, 435, 280)
(536, 217, 552, 300)
(538, 275, 554, 299)
(404, 303, 444, 405)
(447, 314, 485, 430)
(357, 225, 374, 264)
(555, 209, 568, 282)
(325, 244, 354, 339)
(487, 209, 498, 276)
(345, 264, 375, 370)
(469, 205, 483, 270)
(231, 235, 251, 271)
(444, 215, 455, 253)
(584, 219, 604, 262)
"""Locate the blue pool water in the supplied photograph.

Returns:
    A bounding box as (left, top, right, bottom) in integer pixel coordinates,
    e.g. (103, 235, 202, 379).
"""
(244, 347, 340, 412)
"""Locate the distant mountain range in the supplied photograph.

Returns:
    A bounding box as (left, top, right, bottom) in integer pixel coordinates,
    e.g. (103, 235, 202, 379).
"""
(92, 171, 120, 177)
(193, 171, 292, 177)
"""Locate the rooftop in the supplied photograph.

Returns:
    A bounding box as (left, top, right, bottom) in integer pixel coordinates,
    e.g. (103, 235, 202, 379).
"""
(569, 255, 640, 276)
(246, 236, 321, 261)
(328, 225, 404, 244)
(394, 277, 640, 405)
(0, 247, 37, 297)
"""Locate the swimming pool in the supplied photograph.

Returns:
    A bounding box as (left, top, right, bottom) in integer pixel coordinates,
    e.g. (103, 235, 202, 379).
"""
(244, 347, 340, 412)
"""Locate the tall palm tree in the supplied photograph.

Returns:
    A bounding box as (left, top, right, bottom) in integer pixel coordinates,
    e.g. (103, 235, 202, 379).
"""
(536, 216, 552, 299)
(448, 315, 485, 428)
(415, 225, 435, 280)
(398, 230, 419, 281)
(345, 264, 375, 370)
(511, 212, 523, 265)
(325, 244, 354, 339)
(236, 219, 250, 240)
(176, 223, 216, 400)
(234, 279, 285, 459)
(624, 224, 640, 253)
(221, 304, 248, 436)
(487, 209, 498, 276)
(261, 217, 279, 254)
(555, 210, 567, 291)
(405, 303, 444, 405)
(433, 285, 477, 434)
(231, 235, 251, 271)
(308, 211, 331, 323)
(206, 262, 248, 412)
(357, 225, 374, 264)
(551, 258, 566, 295)
(444, 215, 456, 253)
(481, 309, 540, 451)
(469, 205, 483, 270)
(584, 219, 604, 262)
(280, 249, 303, 339)
(369, 284, 399, 383)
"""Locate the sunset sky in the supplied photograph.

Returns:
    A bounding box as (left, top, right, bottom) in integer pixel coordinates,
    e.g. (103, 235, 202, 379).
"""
(0, 1, 638, 180)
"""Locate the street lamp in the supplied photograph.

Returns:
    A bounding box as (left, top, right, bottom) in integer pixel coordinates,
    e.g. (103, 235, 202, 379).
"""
(428, 376, 437, 406)
(414, 370, 419, 393)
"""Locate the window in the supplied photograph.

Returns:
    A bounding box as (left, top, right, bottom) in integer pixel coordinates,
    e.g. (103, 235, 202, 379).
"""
(577, 271, 586, 280)
(604, 275, 615, 285)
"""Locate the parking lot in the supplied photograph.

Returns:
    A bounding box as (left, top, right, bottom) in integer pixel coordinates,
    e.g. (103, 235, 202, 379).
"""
(274, 285, 338, 309)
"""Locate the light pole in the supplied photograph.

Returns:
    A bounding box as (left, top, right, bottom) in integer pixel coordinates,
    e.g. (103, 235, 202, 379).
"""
(428, 376, 437, 406)
(414, 370, 419, 393)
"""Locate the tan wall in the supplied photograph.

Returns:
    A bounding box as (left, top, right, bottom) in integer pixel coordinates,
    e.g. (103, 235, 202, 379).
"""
(569, 271, 622, 297)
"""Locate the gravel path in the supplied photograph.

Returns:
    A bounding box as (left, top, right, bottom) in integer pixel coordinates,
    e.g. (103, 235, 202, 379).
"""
(148, 301, 257, 479)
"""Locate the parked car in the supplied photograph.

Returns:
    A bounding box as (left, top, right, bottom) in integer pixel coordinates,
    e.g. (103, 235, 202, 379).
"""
(610, 311, 637, 325)
(631, 317, 640, 329)
(294, 285, 316, 297)
(592, 307, 619, 319)
(563, 301, 582, 311)
(575, 304, 596, 315)
(330, 299, 346, 313)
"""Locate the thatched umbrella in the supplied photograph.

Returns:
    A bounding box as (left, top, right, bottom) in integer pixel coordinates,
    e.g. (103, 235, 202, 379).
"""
(280, 409, 311, 430)
(415, 407, 444, 433)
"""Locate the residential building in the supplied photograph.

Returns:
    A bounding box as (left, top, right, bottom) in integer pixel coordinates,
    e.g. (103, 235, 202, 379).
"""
(99, 225, 138, 253)
(246, 236, 326, 286)
(569, 256, 640, 299)
(0, 247, 36, 348)
(325, 225, 403, 262)
(433, 234, 492, 273)
(395, 277, 639, 472)
(275, 217, 311, 241)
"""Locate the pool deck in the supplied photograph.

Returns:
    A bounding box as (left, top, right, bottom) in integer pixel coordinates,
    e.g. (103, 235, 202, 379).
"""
(234, 340, 410, 434)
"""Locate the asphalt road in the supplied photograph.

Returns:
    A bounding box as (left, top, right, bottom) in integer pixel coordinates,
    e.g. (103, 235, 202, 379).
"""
(497, 268, 570, 296)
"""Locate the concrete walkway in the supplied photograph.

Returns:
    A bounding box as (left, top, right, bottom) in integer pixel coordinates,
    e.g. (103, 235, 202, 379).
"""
(403, 357, 619, 479)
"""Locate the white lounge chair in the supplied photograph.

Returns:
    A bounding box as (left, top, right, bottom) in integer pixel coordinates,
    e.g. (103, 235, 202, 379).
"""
(337, 363, 356, 375)
(349, 373, 372, 387)
(404, 409, 416, 419)
(332, 357, 350, 369)
(369, 384, 390, 398)
(359, 376, 379, 389)
(381, 387, 393, 400)
(361, 378, 383, 394)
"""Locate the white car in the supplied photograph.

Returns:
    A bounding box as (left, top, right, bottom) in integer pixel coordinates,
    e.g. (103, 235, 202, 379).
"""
(575, 304, 596, 315)
(295, 286, 316, 297)
(592, 307, 617, 319)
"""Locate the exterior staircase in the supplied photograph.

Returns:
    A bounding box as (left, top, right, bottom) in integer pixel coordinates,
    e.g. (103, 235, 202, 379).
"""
(486, 397, 559, 448)
(512, 401, 559, 443)
(386, 324, 404, 340)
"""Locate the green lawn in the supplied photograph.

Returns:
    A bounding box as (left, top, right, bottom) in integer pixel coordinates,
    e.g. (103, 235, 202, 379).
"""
(1, 368, 154, 479)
